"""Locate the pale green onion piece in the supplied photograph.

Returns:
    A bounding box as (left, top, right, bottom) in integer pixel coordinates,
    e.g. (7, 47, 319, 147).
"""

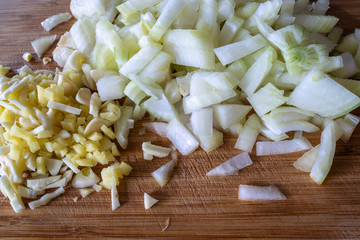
(227, 59, 247, 81)
(263, 120, 319, 135)
(337, 114, 360, 142)
(207, 152, 252, 177)
(41, 12, 72, 31)
(96, 75, 128, 101)
(235, 114, 261, 152)
(198, 128, 223, 152)
(262, 106, 315, 124)
(308, 0, 329, 15)
(139, 51, 173, 84)
(274, 14, 296, 29)
(238, 185, 286, 201)
(114, 106, 133, 149)
(268, 24, 309, 52)
(172, 0, 200, 29)
(127, 74, 163, 100)
(334, 77, 360, 97)
(213, 104, 252, 129)
(120, 42, 162, 76)
(327, 26, 343, 44)
(142, 142, 171, 158)
(235, 2, 259, 20)
(117, 0, 162, 17)
(256, 136, 312, 156)
(183, 89, 236, 114)
(163, 29, 215, 69)
(311, 32, 337, 52)
(247, 83, 288, 117)
(310, 119, 336, 185)
(70, 0, 105, 19)
(283, 44, 329, 75)
(142, 94, 178, 122)
(335, 33, 358, 55)
(219, 16, 244, 46)
(244, 0, 282, 34)
(149, 0, 186, 41)
(214, 34, 267, 66)
(124, 81, 147, 105)
(166, 118, 199, 155)
(321, 56, 343, 73)
(217, 0, 235, 23)
(28, 187, 65, 210)
(295, 15, 338, 33)
(196, 0, 218, 45)
(31, 35, 57, 57)
(331, 52, 359, 79)
(293, 145, 321, 172)
(70, 18, 95, 57)
(288, 69, 360, 118)
(239, 47, 276, 95)
(280, 0, 295, 15)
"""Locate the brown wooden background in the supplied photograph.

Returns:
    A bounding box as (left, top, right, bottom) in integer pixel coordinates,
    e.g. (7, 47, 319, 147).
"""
(1, 0, 360, 239)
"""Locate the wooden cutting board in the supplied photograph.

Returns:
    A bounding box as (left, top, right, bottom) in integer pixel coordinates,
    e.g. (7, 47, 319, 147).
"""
(1, 0, 360, 239)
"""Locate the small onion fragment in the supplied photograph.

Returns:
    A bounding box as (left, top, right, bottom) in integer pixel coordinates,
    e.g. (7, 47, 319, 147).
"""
(41, 12, 72, 31)
(238, 185, 286, 201)
(207, 152, 253, 177)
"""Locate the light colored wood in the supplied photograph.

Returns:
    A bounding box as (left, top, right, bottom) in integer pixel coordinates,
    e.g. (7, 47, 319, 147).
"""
(0, 0, 360, 239)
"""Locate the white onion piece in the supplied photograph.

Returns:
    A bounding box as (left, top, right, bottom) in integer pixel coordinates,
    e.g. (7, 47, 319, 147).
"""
(238, 185, 286, 201)
(31, 35, 57, 57)
(144, 193, 159, 209)
(256, 137, 312, 156)
(310, 119, 336, 185)
(41, 12, 72, 31)
(293, 145, 320, 172)
(207, 152, 253, 177)
(142, 122, 168, 137)
(152, 159, 177, 187)
(166, 118, 199, 155)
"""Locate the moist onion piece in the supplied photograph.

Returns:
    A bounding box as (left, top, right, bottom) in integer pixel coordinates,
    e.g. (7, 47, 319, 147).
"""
(207, 152, 253, 176)
(238, 185, 286, 201)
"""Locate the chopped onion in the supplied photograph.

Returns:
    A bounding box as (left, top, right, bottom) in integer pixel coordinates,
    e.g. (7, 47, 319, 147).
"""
(238, 185, 286, 201)
(256, 137, 312, 156)
(31, 35, 57, 57)
(41, 12, 72, 31)
(207, 152, 253, 177)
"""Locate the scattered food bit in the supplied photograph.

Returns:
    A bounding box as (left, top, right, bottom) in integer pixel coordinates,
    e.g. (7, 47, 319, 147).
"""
(22, 52, 32, 62)
(238, 185, 286, 201)
(73, 196, 79, 202)
(207, 152, 253, 177)
(42, 57, 52, 65)
(31, 35, 57, 57)
(41, 12, 72, 31)
(144, 192, 159, 209)
(152, 160, 177, 187)
(161, 218, 171, 233)
(80, 188, 95, 198)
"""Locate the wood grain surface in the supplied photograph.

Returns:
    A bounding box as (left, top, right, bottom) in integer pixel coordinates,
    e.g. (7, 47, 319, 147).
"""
(1, 0, 360, 239)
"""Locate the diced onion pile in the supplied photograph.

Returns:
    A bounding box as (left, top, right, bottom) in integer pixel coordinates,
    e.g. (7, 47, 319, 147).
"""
(1, 0, 360, 212)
